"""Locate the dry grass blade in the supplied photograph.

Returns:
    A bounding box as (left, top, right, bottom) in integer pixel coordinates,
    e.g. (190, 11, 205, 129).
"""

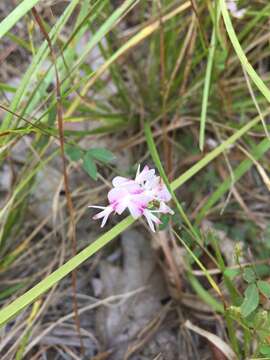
(66, 1, 191, 116)
(184, 320, 237, 360)
(1, 1, 270, 358)
(31, 6, 83, 353)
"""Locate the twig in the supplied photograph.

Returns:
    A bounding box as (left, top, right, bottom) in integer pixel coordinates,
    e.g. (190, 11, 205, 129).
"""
(31, 7, 84, 354)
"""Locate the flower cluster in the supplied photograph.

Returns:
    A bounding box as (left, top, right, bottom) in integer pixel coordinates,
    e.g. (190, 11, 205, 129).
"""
(89, 165, 174, 232)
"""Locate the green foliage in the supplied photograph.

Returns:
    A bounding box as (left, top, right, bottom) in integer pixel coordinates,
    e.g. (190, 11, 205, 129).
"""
(257, 281, 270, 298)
(83, 152, 98, 180)
(260, 345, 270, 357)
(0, 0, 41, 39)
(243, 267, 256, 284)
(224, 268, 240, 280)
(65, 144, 115, 180)
(65, 145, 83, 161)
(87, 148, 115, 163)
(1, 0, 270, 358)
(241, 283, 259, 317)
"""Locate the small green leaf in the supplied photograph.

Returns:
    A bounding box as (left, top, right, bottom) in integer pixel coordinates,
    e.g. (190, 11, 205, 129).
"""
(260, 344, 270, 356)
(224, 268, 240, 279)
(87, 148, 115, 163)
(83, 153, 97, 180)
(243, 267, 256, 283)
(65, 145, 82, 161)
(257, 280, 270, 298)
(241, 283, 259, 317)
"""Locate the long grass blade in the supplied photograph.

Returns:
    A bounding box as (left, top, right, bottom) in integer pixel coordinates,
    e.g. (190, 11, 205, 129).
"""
(0, 112, 263, 327)
(0, 0, 41, 39)
(220, 0, 270, 103)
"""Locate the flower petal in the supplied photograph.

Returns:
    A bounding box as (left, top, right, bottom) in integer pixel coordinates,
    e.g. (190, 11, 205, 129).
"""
(159, 202, 174, 215)
(135, 165, 155, 184)
(127, 202, 143, 219)
(154, 183, 171, 202)
(112, 176, 131, 187)
(92, 205, 114, 227)
(88, 205, 106, 209)
(143, 209, 161, 232)
(108, 187, 128, 204)
(114, 198, 129, 215)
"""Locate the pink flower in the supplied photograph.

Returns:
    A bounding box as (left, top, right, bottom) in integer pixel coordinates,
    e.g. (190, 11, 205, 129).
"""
(89, 165, 174, 231)
(108, 187, 150, 218)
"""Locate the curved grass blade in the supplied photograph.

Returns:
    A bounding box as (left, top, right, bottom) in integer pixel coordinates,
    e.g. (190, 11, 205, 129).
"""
(174, 231, 222, 297)
(0, 112, 263, 327)
(196, 137, 270, 223)
(66, 1, 191, 116)
(171, 113, 262, 190)
(144, 121, 198, 239)
(220, 0, 270, 103)
(0, 217, 135, 326)
(199, 26, 217, 151)
(0, 0, 80, 132)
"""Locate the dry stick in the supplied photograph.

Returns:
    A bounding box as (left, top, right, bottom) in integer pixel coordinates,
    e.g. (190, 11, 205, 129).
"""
(31, 8, 84, 354)
(179, 25, 197, 96)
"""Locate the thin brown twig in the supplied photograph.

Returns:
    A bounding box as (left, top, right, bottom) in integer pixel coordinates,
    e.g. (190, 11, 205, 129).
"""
(31, 7, 84, 354)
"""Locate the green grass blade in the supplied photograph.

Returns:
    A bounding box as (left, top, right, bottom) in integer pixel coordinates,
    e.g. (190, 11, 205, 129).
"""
(174, 231, 222, 297)
(171, 113, 262, 190)
(144, 122, 198, 238)
(66, 2, 190, 116)
(64, 0, 138, 89)
(0, 0, 41, 39)
(0, 0, 80, 131)
(0, 112, 263, 327)
(220, 0, 270, 103)
(0, 216, 134, 326)
(187, 273, 224, 313)
(196, 137, 270, 223)
(199, 28, 217, 151)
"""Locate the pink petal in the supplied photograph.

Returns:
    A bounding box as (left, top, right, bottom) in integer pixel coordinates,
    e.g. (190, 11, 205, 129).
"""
(111, 178, 143, 195)
(144, 175, 159, 191)
(112, 176, 131, 187)
(125, 182, 143, 194)
(133, 192, 153, 204)
(128, 202, 143, 219)
(114, 198, 129, 215)
(88, 205, 106, 209)
(143, 209, 161, 232)
(226, 1, 237, 12)
(159, 202, 174, 215)
(156, 184, 171, 202)
(135, 165, 155, 184)
(91, 205, 114, 227)
(108, 187, 128, 204)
